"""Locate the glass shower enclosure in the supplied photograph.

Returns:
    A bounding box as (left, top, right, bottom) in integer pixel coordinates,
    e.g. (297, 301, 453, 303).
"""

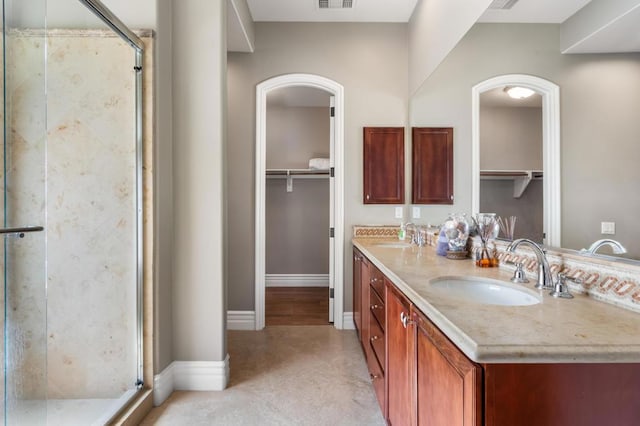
(1, 0, 144, 424)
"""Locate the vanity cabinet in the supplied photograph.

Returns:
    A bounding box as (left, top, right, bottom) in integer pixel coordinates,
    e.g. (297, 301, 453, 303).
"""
(412, 127, 453, 204)
(355, 245, 640, 426)
(363, 127, 404, 204)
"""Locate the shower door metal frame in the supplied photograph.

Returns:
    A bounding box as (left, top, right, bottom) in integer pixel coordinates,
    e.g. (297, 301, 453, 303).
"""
(78, 0, 146, 389)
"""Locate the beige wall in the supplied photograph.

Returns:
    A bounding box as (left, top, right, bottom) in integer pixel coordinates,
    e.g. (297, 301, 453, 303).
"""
(410, 23, 640, 258)
(172, 0, 227, 362)
(227, 22, 408, 312)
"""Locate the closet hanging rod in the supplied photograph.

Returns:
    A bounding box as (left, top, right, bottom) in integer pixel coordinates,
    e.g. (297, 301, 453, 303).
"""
(266, 168, 330, 176)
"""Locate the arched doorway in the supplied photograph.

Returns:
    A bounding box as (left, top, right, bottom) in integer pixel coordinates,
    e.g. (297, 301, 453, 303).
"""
(255, 74, 345, 329)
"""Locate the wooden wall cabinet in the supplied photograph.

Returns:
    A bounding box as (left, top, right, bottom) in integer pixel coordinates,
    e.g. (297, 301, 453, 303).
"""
(363, 127, 404, 204)
(412, 127, 453, 204)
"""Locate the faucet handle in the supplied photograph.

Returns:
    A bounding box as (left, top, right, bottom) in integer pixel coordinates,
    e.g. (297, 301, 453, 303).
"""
(510, 262, 529, 284)
(550, 273, 581, 299)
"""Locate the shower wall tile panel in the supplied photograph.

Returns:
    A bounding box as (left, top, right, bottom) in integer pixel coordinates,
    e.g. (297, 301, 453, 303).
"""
(3, 30, 153, 399)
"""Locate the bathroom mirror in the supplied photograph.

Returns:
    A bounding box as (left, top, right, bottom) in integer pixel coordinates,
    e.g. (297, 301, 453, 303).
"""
(463, 26, 640, 261)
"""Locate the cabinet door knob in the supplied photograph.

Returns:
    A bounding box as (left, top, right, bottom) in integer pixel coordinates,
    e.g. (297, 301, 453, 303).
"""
(370, 373, 380, 381)
(370, 304, 380, 310)
(370, 335, 380, 342)
(400, 311, 413, 328)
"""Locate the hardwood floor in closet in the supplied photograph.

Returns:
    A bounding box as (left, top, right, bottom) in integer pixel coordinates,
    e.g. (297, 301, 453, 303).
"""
(266, 287, 330, 326)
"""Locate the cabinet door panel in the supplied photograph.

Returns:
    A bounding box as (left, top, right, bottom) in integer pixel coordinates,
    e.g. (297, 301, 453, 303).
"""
(363, 127, 404, 204)
(412, 127, 453, 204)
(414, 309, 481, 426)
(386, 281, 413, 426)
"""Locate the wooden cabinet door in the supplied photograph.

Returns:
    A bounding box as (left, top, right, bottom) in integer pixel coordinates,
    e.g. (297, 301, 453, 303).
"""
(412, 127, 453, 204)
(363, 127, 404, 204)
(353, 248, 362, 337)
(386, 281, 413, 426)
(413, 308, 481, 426)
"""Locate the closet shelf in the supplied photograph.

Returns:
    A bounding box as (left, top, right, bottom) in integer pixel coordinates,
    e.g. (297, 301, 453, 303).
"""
(480, 169, 543, 198)
(266, 168, 330, 179)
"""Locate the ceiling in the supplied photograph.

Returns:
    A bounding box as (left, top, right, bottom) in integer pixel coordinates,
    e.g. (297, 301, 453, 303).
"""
(246, 0, 419, 22)
(244, 0, 591, 23)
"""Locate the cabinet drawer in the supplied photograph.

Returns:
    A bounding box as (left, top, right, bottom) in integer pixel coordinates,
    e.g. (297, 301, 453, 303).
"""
(366, 342, 386, 416)
(369, 311, 385, 371)
(370, 272, 385, 301)
(369, 286, 385, 330)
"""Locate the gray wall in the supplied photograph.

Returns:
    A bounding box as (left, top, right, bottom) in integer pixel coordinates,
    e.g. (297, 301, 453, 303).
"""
(227, 22, 408, 311)
(410, 23, 640, 259)
(172, 0, 227, 362)
(480, 106, 542, 171)
(479, 105, 543, 241)
(266, 106, 330, 169)
(266, 106, 330, 275)
(266, 179, 330, 274)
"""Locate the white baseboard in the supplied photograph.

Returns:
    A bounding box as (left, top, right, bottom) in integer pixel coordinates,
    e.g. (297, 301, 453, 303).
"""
(265, 274, 329, 287)
(153, 363, 175, 406)
(342, 311, 355, 330)
(153, 355, 230, 406)
(227, 310, 256, 330)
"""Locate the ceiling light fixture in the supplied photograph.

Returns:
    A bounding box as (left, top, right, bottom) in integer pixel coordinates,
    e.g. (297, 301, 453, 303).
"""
(505, 86, 535, 99)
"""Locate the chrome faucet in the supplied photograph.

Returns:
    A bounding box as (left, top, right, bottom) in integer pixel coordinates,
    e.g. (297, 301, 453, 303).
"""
(583, 239, 627, 255)
(506, 238, 553, 290)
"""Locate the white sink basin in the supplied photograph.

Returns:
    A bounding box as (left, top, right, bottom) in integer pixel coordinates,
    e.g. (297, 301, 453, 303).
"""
(430, 276, 541, 306)
(373, 242, 413, 249)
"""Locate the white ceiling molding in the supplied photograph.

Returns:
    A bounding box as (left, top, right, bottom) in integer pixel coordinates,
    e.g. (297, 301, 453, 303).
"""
(560, 0, 640, 53)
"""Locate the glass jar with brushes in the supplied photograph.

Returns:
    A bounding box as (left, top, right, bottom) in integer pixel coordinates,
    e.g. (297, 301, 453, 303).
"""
(472, 213, 499, 267)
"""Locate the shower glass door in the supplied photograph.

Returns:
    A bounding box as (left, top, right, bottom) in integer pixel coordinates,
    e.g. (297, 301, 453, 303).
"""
(2, 0, 144, 424)
(2, 0, 49, 424)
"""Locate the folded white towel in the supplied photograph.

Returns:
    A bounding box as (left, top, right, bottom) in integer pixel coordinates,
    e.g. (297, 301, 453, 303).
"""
(309, 158, 330, 170)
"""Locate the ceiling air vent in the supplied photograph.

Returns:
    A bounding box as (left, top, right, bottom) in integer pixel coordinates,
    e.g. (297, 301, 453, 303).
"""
(488, 0, 519, 9)
(319, 0, 354, 9)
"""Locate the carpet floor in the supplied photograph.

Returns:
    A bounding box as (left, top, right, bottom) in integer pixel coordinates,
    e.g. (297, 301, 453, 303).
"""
(140, 326, 385, 425)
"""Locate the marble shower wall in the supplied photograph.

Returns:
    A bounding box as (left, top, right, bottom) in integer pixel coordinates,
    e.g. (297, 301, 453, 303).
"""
(1, 29, 152, 400)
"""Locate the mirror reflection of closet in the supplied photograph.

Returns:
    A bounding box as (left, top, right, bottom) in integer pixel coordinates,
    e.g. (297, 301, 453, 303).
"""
(265, 86, 332, 325)
(479, 87, 543, 242)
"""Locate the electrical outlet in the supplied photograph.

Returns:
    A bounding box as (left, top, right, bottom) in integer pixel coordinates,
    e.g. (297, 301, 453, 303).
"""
(395, 206, 403, 219)
(601, 221, 615, 235)
(412, 206, 421, 219)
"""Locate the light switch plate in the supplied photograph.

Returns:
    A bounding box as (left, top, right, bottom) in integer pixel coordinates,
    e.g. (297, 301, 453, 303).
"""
(395, 206, 403, 219)
(601, 221, 615, 235)
(412, 206, 421, 219)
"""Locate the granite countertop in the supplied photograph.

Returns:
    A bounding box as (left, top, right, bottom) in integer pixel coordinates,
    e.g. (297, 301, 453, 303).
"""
(353, 238, 640, 364)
